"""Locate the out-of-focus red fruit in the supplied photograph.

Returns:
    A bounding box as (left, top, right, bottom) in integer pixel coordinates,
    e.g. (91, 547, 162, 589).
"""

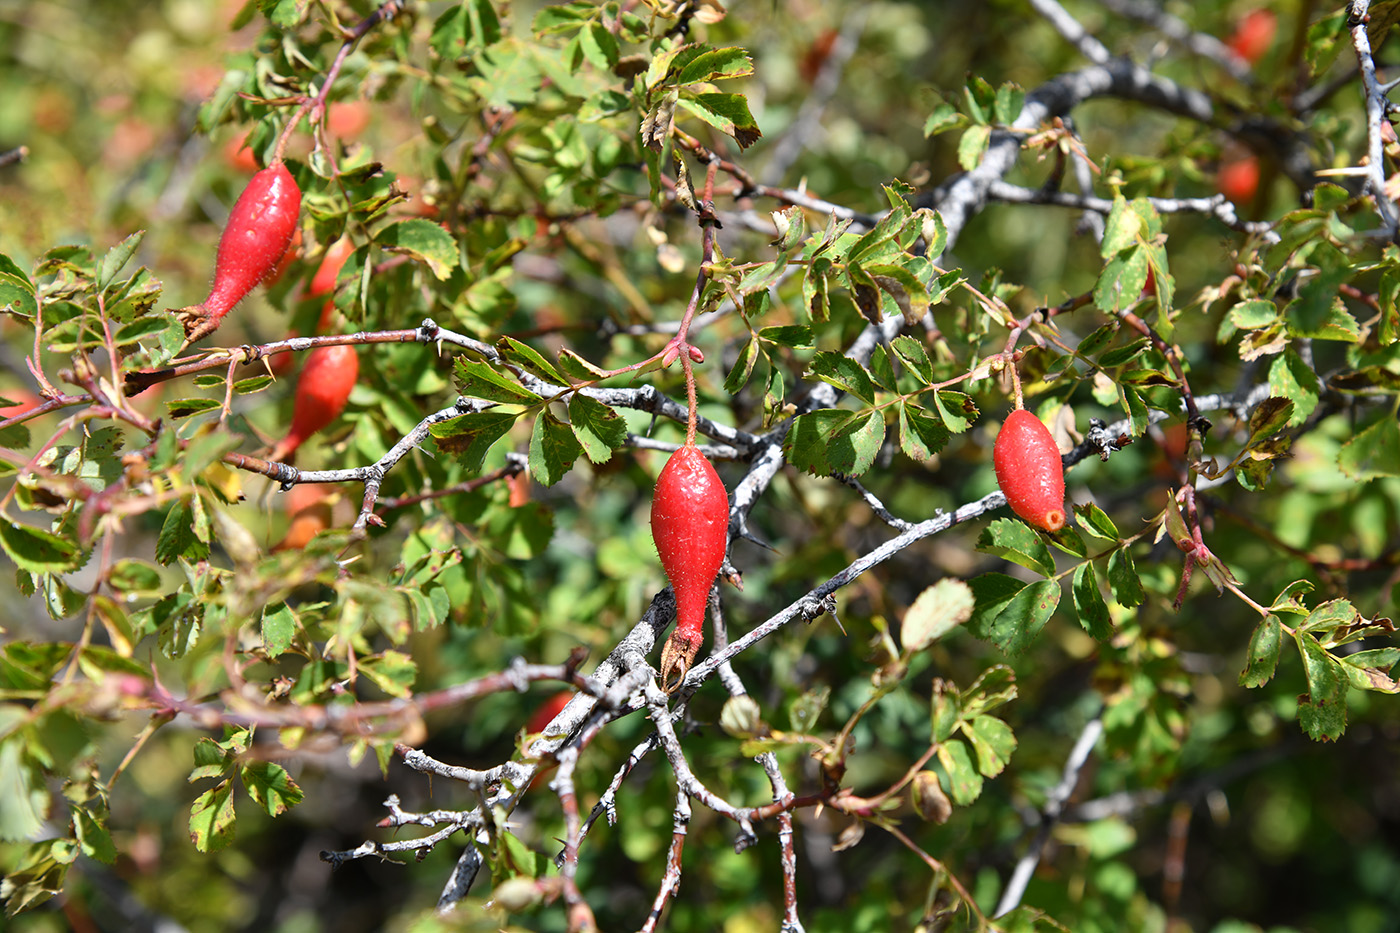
(309, 238, 354, 331)
(1217, 152, 1261, 205)
(268, 344, 359, 462)
(327, 100, 371, 139)
(267, 238, 354, 377)
(0, 389, 41, 420)
(1152, 422, 1191, 480)
(799, 28, 840, 84)
(265, 227, 303, 287)
(507, 470, 532, 508)
(274, 483, 336, 551)
(526, 691, 573, 735)
(1226, 9, 1277, 65)
(223, 132, 260, 173)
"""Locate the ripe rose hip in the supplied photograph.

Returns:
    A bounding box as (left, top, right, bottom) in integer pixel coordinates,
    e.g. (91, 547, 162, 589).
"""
(1217, 153, 1260, 206)
(650, 444, 729, 688)
(268, 344, 359, 462)
(1226, 9, 1276, 66)
(993, 408, 1066, 533)
(267, 237, 354, 376)
(178, 162, 302, 347)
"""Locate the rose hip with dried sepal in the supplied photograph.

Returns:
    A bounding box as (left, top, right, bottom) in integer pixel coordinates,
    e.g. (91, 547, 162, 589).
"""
(177, 162, 301, 347)
(650, 443, 729, 689)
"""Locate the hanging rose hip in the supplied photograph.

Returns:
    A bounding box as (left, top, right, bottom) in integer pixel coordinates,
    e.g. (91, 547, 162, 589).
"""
(993, 408, 1066, 533)
(177, 162, 302, 347)
(267, 237, 355, 376)
(268, 344, 359, 463)
(650, 443, 729, 689)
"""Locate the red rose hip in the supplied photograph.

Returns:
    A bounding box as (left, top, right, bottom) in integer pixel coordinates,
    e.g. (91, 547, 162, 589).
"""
(268, 344, 359, 463)
(178, 162, 302, 347)
(650, 443, 729, 688)
(993, 408, 1066, 533)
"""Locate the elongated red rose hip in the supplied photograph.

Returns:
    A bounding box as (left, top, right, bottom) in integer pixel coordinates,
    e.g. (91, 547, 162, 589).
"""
(993, 408, 1066, 532)
(268, 344, 359, 462)
(178, 162, 302, 347)
(651, 443, 729, 688)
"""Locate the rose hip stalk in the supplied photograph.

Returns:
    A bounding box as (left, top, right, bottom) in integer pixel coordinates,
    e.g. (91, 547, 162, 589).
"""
(178, 162, 302, 348)
(651, 443, 729, 689)
(993, 408, 1066, 533)
(268, 344, 359, 463)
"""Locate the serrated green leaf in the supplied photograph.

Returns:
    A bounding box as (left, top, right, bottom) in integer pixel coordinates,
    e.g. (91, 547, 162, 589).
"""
(936, 739, 984, 805)
(240, 761, 304, 817)
(869, 345, 898, 392)
(676, 92, 762, 148)
(361, 650, 418, 699)
(529, 408, 582, 486)
(188, 782, 237, 852)
(0, 521, 82, 573)
(72, 806, 116, 864)
(866, 262, 930, 326)
(96, 230, 144, 291)
(498, 335, 566, 383)
(1074, 502, 1120, 541)
(261, 603, 296, 658)
(890, 336, 934, 385)
(567, 393, 626, 464)
(782, 408, 847, 476)
(976, 518, 1055, 577)
(455, 358, 541, 405)
(922, 102, 962, 137)
(1298, 598, 1359, 636)
(961, 715, 1016, 778)
(377, 218, 458, 280)
(0, 728, 48, 842)
(675, 46, 754, 85)
(1106, 548, 1144, 607)
(759, 324, 813, 348)
(429, 410, 518, 473)
(1094, 247, 1149, 312)
(930, 681, 962, 743)
(898, 401, 949, 462)
(1240, 615, 1282, 688)
(1338, 414, 1400, 480)
(556, 347, 610, 381)
(724, 337, 760, 394)
(188, 736, 234, 782)
(1295, 631, 1348, 741)
(826, 409, 884, 476)
(1072, 563, 1113, 641)
(1230, 299, 1279, 329)
(960, 665, 1018, 718)
(809, 350, 877, 404)
(902, 579, 975, 651)
(1099, 338, 1151, 368)
(993, 82, 1025, 125)
(1100, 198, 1140, 257)
(967, 575, 1059, 657)
(957, 124, 990, 171)
(1340, 648, 1400, 693)
(166, 398, 222, 419)
(1246, 397, 1294, 446)
(933, 390, 977, 433)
